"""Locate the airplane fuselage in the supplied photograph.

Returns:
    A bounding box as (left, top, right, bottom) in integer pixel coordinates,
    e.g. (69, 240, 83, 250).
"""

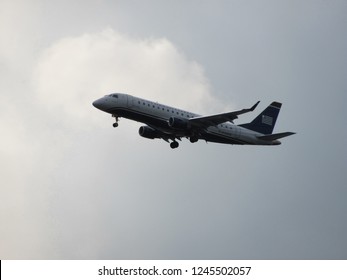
(93, 93, 282, 147)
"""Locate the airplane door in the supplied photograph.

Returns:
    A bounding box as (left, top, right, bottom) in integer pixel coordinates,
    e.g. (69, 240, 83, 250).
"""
(126, 95, 134, 109)
(125, 94, 130, 107)
(125, 94, 135, 109)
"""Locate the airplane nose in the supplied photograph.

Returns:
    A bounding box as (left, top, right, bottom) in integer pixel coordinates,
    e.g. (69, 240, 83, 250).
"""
(92, 99, 102, 109)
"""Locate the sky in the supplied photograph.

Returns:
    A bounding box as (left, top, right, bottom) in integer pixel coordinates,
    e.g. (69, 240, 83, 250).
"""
(1, 0, 347, 259)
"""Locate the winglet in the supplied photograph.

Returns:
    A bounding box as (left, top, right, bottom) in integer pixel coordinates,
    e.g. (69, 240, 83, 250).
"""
(250, 101, 260, 111)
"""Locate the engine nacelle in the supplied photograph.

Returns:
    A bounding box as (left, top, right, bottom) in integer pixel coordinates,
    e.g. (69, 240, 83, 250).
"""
(168, 117, 189, 129)
(138, 126, 159, 139)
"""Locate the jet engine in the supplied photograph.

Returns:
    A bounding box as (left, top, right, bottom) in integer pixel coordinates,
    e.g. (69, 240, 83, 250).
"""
(138, 126, 160, 139)
(168, 117, 189, 129)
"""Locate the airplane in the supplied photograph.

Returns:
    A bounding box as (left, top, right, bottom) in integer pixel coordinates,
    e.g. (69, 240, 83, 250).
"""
(92, 93, 295, 149)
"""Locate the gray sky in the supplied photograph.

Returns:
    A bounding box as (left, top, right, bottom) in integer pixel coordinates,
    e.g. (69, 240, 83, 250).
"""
(1, 0, 347, 259)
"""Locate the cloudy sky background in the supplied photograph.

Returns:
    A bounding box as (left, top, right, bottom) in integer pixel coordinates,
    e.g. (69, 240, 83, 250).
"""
(1, 0, 346, 259)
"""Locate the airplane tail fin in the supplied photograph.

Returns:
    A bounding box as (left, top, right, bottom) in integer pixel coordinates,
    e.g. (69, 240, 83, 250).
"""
(239, 102, 282, 134)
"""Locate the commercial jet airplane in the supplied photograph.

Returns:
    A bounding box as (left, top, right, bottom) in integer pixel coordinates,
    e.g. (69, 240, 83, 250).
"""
(93, 93, 295, 149)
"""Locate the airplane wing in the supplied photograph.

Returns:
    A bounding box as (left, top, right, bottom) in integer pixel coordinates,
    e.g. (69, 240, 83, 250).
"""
(189, 101, 260, 128)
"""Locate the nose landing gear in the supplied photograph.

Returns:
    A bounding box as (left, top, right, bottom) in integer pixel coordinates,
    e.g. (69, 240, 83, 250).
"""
(112, 115, 119, 128)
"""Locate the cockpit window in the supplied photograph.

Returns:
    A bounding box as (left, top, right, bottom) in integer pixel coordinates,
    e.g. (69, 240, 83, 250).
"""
(110, 94, 118, 98)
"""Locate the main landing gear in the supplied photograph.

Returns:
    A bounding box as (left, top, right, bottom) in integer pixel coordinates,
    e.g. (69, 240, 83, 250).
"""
(112, 115, 119, 128)
(189, 136, 199, 143)
(170, 141, 179, 149)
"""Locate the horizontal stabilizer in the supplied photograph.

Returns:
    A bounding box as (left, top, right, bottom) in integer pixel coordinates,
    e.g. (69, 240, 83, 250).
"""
(257, 132, 296, 141)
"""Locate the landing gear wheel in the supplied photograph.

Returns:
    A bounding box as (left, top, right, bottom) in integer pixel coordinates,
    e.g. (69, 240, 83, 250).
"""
(190, 136, 199, 143)
(170, 141, 179, 149)
(113, 122, 118, 128)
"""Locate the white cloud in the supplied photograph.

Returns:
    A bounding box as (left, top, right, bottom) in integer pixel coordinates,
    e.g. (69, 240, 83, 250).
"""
(1, 28, 226, 258)
(29, 29, 225, 258)
(0, 0, 42, 73)
(34, 28, 222, 127)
